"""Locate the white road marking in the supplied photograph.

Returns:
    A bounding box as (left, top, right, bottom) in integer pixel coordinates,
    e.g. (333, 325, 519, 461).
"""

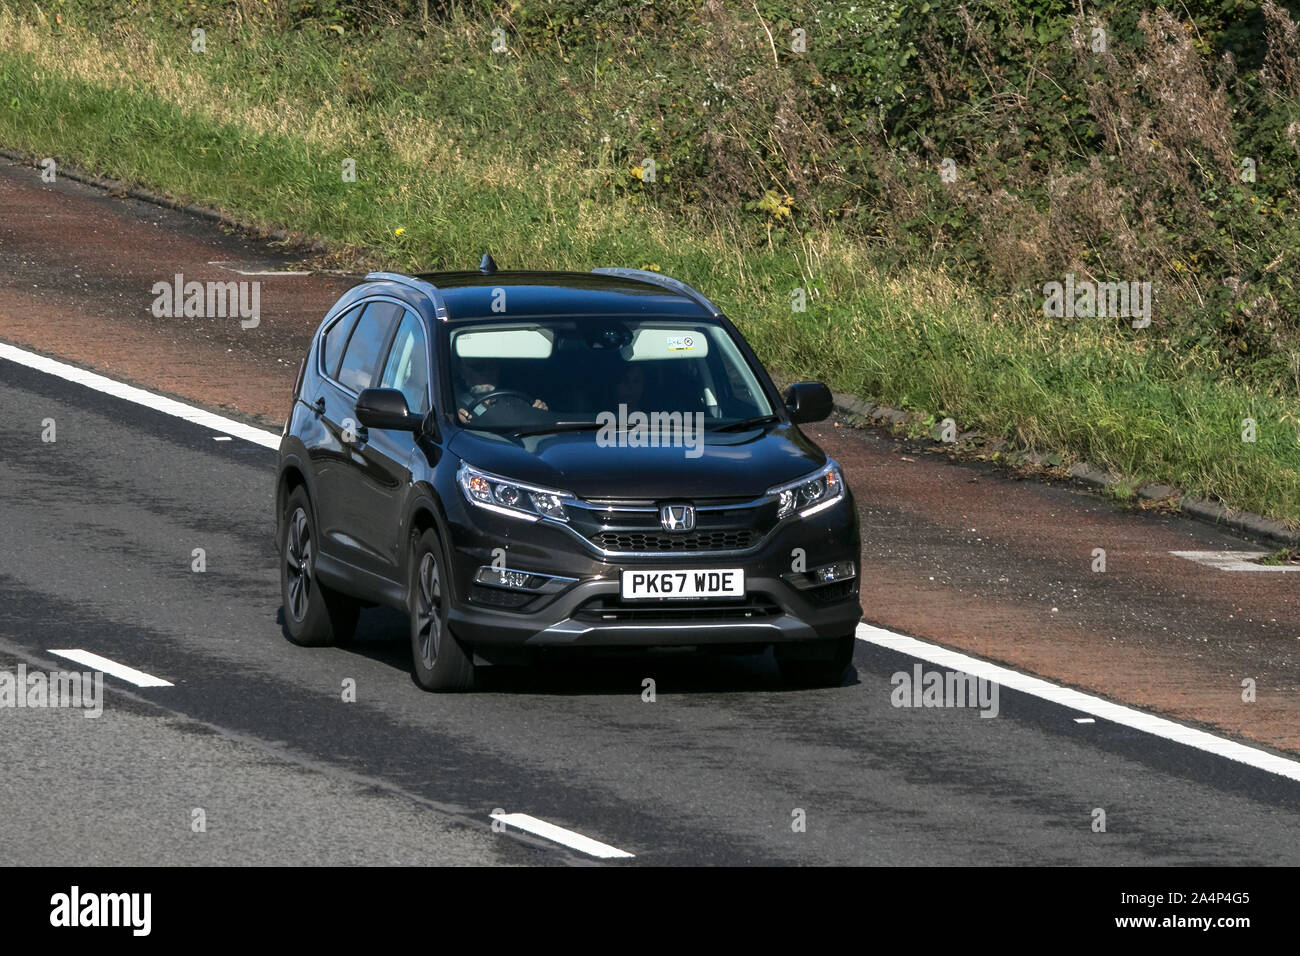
(856, 623, 1300, 783)
(490, 812, 634, 859)
(48, 649, 173, 688)
(0, 342, 281, 449)
(208, 261, 312, 276)
(9, 342, 1298, 790)
(1169, 550, 1300, 572)
(1074, 718, 1096, 724)
(213, 436, 232, 441)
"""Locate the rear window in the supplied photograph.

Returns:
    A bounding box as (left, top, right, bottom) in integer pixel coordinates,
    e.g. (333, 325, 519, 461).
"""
(337, 301, 402, 393)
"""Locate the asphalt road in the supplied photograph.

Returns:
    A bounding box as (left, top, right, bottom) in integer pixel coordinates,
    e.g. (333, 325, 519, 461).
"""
(4, 158, 1297, 758)
(3, 358, 1299, 865)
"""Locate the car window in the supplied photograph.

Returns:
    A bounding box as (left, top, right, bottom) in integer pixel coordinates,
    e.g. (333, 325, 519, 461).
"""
(337, 300, 402, 393)
(321, 305, 362, 379)
(379, 310, 430, 415)
(446, 319, 771, 431)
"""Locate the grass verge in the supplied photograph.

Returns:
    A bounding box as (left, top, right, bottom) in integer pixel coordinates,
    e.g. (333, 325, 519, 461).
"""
(1, 4, 1298, 524)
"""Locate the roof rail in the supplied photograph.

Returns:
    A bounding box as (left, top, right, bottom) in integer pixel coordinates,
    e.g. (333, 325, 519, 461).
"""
(364, 272, 450, 320)
(590, 267, 722, 317)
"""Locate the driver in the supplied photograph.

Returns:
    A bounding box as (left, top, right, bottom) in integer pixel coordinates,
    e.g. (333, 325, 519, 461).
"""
(456, 356, 548, 423)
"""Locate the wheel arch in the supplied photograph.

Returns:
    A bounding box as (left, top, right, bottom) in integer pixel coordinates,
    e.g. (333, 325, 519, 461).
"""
(276, 454, 316, 548)
(402, 484, 456, 598)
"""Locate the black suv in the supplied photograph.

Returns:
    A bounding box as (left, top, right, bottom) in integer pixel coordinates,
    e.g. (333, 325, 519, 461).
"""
(276, 259, 862, 690)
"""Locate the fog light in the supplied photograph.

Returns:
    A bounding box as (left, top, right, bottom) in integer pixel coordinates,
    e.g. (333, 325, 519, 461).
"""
(811, 561, 852, 582)
(814, 561, 856, 584)
(782, 560, 857, 591)
(473, 566, 579, 595)
(497, 569, 533, 589)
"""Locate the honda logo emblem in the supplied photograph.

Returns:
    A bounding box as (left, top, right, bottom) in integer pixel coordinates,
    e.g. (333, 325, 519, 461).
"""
(659, 503, 696, 533)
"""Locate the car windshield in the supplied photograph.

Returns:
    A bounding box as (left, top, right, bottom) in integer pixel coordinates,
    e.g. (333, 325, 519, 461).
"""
(446, 318, 774, 434)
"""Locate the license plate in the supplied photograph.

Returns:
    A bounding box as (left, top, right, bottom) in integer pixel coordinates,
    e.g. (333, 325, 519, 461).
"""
(620, 569, 745, 600)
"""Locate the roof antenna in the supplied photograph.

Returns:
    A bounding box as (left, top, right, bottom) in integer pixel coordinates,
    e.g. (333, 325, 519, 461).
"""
(479, 253, 497, 275)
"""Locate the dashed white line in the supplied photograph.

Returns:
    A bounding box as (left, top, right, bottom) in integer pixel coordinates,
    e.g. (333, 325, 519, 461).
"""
(10, 341, 1298, 794)
(48, 649, 173, 688)
(856, 623, 1300, 783)
(0, 342, 281, 449)
(490, 811, 634, 859)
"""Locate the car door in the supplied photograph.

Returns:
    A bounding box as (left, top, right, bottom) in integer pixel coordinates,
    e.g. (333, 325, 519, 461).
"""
(310, 298, 402, 573)
(343, 307, 435, 583)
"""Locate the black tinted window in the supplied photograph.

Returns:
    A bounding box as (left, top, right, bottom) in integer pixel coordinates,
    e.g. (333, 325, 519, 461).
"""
(321, 306, 361, 378)
(447, 320, 770, 431)
(337, 301, 402, 392)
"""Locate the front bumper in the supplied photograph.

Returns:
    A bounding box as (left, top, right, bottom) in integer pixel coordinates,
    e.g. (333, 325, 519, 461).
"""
(449, 574, 861, 648)
(440, 481, 863, 649)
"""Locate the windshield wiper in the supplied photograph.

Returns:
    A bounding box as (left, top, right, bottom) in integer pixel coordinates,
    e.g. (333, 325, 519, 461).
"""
(710, 414, 779, 432)
(510, 421, 605, 438)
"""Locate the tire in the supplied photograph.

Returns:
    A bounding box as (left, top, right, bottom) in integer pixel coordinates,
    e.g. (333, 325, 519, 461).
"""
(280, 487, 360, 647)
(776, 635, 855, 688)
(408, 527, 475, 692)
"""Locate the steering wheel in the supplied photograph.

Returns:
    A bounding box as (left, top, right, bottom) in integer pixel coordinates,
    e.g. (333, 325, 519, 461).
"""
(467, 389, 536, 418)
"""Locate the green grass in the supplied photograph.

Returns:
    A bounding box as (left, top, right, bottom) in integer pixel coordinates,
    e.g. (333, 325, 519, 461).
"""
(1257, 548, 1299, 565)
(1, 4, 1298, 524)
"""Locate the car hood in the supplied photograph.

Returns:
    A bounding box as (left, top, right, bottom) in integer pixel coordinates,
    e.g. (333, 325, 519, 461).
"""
(447, 423, 826, 499)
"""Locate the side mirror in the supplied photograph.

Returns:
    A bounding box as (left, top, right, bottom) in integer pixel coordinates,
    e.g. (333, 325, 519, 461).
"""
(784, 382, 833, 424)
(355, 388, 422, 431)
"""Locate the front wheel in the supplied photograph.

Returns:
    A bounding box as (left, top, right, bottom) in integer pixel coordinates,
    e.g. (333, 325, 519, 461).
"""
(409, 527, 475, 692)
(776, 635, 856, 687)
(281, 487, 359, 647)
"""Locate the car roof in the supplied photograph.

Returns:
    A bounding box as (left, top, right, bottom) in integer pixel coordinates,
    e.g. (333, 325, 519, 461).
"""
(406, 270, 715, 322)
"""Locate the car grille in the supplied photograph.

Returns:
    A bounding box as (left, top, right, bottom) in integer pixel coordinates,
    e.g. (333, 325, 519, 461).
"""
(566, 494, 778, 555)
(592, 530, 757, 553)
(468, 584, 534, 610)
(573, 596, 782, 623)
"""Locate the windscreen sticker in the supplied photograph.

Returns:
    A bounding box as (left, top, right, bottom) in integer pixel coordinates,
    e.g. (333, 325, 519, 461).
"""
(666, 334, 696, 352)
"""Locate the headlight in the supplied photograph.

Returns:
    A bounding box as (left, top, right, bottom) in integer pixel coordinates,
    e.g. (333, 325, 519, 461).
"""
(768, 461, 845, 519)
(457, 462, 572, 522)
